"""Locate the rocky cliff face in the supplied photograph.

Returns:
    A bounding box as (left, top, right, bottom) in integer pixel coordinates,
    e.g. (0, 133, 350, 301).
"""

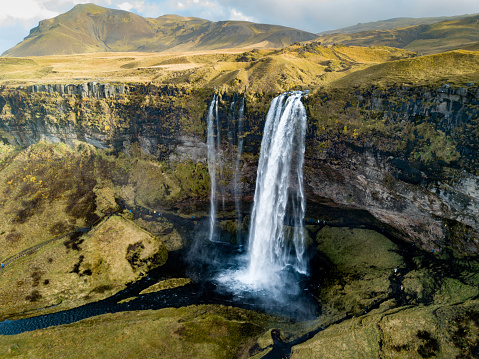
(0, 83, 206, 161)
(0, 83, 477, 254)
(305, 85, 479, 254)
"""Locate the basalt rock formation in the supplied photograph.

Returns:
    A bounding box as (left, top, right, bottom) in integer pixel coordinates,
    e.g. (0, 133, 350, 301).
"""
(0, 82, 478, 256)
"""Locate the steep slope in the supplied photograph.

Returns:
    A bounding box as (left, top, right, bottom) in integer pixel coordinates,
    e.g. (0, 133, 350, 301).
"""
(2, 3, 317, 57)
(315, 14, 479, 54)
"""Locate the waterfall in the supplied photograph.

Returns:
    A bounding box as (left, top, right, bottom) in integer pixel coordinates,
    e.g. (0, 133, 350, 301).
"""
(233, 98, 245, 240)
(206, 95, 217, 242)
(246, 91, 307, 286)
(214, 97, 226, 212)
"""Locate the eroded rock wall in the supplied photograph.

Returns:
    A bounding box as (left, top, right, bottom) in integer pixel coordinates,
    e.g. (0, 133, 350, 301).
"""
(0, 83, 478, 254)
(305, 85, 479, 253)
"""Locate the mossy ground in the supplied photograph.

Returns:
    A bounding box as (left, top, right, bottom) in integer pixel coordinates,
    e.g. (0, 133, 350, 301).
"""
(313, 227, 404, 317)
(289, 225, 479, 358)
(0, 305, 271, 359)
(291, 300, 479, 358)
(0, 141, 211, 319)
(139, 278, 191, 295)
(0, 215, 167, 320)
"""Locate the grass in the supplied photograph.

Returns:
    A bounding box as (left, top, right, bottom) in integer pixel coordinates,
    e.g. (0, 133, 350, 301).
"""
(291, 300, 479, 358)
(329, 50, 479, 88)
(314, 227, 404, 317)
(0, 45, 414, 92)
(0, 215, 167, 320)
(0, 141, 217, 319)
(4, 45, 477, 93)
(0, 305, 270, 358)
(139, 278, 191, 295)
(315, 14, 479, 55)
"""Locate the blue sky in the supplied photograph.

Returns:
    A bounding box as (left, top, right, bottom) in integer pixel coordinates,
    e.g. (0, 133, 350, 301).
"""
(1, 0, 478, 54)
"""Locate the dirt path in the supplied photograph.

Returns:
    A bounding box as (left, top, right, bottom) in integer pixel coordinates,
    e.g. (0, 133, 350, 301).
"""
(0, 229, 89, 270)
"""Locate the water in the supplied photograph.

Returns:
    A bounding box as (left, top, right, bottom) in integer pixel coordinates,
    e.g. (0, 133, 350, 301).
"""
(207, 95, 245, 243)
(0, 94, 314, 335)
(234, 98, 245, 240)
(217, 91, 308, 297)
(206, 96, 217, 242)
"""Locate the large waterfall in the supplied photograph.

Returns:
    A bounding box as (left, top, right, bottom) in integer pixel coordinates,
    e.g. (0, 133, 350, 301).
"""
(246, 91, 307, 286)
(217, 91, 308, 294)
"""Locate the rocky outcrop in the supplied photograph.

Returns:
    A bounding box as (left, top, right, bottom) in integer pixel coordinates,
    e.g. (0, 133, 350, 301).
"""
(29, 82, 130, 98)
(304, 85, 479, 253)
(0, 84, 202, 161)
(357, 84, 479, 170)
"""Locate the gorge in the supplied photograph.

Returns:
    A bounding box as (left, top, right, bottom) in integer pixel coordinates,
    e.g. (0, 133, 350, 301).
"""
(0, 32, 478, 357)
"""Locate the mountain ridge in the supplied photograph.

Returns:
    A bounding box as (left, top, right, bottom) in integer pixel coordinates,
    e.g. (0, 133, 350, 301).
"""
(318, 13, 479, 35)
(315, 14, 479, 54)
(2, 3, 317, 57)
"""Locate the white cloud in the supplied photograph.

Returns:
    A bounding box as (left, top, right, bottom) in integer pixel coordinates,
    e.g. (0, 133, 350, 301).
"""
(118, 2, 134, 11)
(117, 1, 145, 12)
(230, 9, 253, 22)
(0, 0, 58, 25)
(177, 1, 185, 9)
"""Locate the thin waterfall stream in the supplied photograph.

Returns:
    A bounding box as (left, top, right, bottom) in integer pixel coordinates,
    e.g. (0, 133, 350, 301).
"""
(233, 98, 245, 241)
(206, 95, 217, 242)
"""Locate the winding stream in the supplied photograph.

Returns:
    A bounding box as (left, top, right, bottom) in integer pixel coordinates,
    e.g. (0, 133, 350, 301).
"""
(0, 239, 320, 336)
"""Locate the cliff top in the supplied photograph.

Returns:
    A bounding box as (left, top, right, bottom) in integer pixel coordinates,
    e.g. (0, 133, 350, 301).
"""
(3, 45, 479, 92)
(0, 45, 417, 93)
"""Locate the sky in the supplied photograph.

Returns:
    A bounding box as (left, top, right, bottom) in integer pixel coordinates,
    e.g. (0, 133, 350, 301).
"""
(0, 0, 478, 54)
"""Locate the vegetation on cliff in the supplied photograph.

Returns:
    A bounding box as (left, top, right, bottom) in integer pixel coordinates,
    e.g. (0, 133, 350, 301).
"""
(0, 141, 209, 320)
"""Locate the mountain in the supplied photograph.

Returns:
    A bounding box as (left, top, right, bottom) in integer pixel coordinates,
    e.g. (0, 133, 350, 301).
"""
(318, 14, 479, 35)
(2, 3, 317, 57)
(315, 14, 479, 54)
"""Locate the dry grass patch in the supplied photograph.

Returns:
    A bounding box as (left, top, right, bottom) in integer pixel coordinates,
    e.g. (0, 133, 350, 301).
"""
(329, 50, 479, 88)
(0, 45, 415, 92)
(139, 278, 191, 295)
(0, 215, 167, 320)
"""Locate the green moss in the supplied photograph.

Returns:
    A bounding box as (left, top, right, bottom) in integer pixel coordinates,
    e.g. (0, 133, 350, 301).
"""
(174, 161, 210, 198)
(0, 305, 269, 358)
(409, 122, 460, 164)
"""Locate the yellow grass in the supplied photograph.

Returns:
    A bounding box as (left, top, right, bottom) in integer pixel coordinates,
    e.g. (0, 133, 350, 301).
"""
(0, 46, 415, 92)
(0, 215, 167, 320)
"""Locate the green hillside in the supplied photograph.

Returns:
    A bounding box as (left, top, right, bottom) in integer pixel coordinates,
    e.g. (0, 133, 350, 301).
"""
(2, 3, 316, 57)
(316, 14, 479, 54)
(319, 14, 478, 35)
(329, 50, 479, 88)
